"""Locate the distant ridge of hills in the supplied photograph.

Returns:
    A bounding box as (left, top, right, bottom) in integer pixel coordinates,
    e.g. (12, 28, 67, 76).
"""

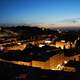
(1, 18, 80, 29)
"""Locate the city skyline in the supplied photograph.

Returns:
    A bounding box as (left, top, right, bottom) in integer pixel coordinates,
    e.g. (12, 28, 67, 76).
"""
(1, 0, 80, 27)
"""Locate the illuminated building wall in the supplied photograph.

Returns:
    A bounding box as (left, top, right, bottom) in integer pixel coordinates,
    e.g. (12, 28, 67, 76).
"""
(48, 53, 64, 70)
(32, 61, 49, 69)
(55, 41, 75, 49)
(31, 53, 69, 70)
(31, 53, 80, 70)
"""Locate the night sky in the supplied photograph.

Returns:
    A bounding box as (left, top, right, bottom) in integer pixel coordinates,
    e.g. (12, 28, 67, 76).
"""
(0, 0, 80, 25)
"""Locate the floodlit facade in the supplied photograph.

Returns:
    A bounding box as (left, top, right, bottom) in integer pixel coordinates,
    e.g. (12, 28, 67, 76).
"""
(55, 41, 75, 49)
(30, 53, 80, 71)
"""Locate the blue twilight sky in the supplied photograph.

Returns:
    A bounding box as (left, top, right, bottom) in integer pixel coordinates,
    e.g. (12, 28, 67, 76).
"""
(0, 0, 80, 25)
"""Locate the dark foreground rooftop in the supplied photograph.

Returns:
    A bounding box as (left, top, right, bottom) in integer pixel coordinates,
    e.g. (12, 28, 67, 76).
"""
(0, 61, 80, 80)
